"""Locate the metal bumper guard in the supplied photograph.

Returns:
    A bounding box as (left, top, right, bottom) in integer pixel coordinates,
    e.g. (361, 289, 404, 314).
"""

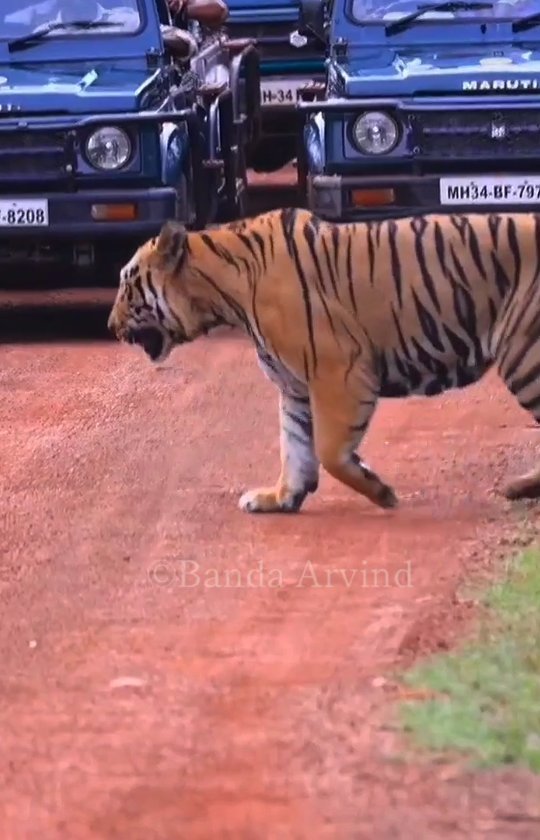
(305, 173, 467, 221)
(0, 188, 179, 238)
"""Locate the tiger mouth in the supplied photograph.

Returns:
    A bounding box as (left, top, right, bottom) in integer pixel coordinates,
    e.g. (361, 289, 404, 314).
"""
(127, 327, 166, 361)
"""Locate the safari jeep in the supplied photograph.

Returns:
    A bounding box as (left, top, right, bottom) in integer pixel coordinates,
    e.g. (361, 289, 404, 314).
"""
(297, 0, 540, 220)
(225, 0, 327, 171)
(0, 0, 259, 282)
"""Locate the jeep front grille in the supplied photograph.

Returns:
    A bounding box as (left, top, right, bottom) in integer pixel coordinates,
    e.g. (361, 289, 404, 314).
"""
(412, 109, 540, 158)
(0, 130, 68, 180)
(227, 21, 325, 62)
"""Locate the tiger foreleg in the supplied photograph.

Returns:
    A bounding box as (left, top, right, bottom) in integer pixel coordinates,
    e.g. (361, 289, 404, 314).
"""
(239, 392, 320, 514)
(310, 380, 397, 510)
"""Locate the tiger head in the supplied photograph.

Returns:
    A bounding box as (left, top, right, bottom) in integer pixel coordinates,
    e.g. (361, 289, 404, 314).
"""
(108, 219, 222, 363)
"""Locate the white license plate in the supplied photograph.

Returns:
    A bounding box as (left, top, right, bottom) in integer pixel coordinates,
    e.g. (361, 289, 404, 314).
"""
(260, 78, 309, 107)
(0, 199, 49, 227)
(440, 176, 540, 205)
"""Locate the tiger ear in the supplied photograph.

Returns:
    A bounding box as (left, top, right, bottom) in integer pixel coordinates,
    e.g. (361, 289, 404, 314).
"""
(154, 219, 187, 271)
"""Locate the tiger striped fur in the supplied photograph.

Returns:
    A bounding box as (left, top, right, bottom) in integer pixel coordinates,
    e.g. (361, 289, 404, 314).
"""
(107, 207, 540, 513)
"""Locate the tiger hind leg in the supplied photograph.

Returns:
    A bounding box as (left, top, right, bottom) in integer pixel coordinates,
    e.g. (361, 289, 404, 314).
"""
(491, 289, 540, 500)
(239, 391, 320, 514)
(310, 379, 397, 510)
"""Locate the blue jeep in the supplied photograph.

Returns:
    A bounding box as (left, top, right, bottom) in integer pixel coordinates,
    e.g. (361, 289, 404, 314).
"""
(225, 0, 327, 171)
(0, 0, 259, 280)
(298, 0, 540, 220)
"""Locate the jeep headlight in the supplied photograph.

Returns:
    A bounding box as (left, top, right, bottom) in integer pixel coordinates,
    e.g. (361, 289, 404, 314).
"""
(352, 111, 398, 155)
(85, 126, 132, 170)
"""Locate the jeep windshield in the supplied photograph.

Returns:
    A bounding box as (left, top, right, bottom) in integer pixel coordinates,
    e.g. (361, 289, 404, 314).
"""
(1, 0, 142, 42)
(350, 0, 536, 24)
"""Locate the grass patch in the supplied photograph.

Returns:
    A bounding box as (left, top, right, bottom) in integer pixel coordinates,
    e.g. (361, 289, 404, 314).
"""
(399, 548, 540, 772)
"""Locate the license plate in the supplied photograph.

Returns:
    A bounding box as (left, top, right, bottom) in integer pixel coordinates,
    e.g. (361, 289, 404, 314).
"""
(440, 176, 540, 205)
(0, 199, 49, 227)
(260, 78, 309, 107)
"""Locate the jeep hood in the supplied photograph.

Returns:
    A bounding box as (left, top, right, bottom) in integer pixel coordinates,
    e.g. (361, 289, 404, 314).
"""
(0, 59, 158, 114)
(340, 47, 540, 96)
(227, 0, 299, 24)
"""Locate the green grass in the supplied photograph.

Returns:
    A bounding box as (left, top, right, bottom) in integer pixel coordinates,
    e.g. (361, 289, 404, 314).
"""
(398, 548, 540, 773)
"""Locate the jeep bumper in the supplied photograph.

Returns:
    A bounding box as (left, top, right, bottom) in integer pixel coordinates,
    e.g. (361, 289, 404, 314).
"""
(0, 187, 180, 239)
(305, 172, 540, 221)
(0, 187, 186, 275)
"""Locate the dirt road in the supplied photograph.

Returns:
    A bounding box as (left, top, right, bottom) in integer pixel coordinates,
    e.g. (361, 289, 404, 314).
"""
(1, 294, 540, 839)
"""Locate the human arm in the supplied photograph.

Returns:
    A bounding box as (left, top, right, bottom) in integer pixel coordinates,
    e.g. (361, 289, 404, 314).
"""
(166, 0, 228, 28)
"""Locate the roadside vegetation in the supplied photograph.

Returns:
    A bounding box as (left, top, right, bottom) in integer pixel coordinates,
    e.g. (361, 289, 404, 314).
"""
(398, 547, 540, 773)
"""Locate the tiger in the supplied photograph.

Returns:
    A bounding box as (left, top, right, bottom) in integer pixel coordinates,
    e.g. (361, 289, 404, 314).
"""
(107, 206, 540, 514)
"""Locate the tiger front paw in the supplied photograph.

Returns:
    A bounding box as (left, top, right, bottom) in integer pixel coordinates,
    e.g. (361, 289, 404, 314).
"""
(239, 486, 308, 514)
